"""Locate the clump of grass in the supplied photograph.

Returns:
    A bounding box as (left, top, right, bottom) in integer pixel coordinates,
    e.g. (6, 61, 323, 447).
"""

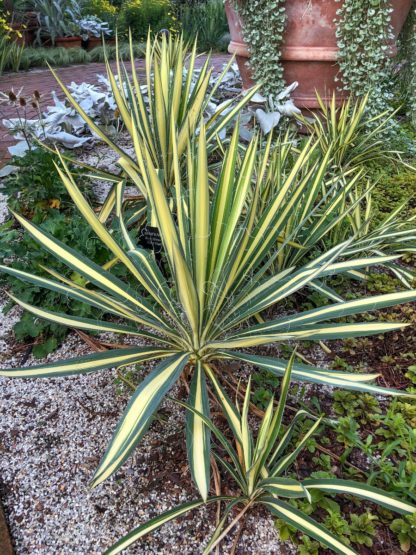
(178, 0, 229, 52)
(17, 43, 145, 71)
(89, 42, 145, 63)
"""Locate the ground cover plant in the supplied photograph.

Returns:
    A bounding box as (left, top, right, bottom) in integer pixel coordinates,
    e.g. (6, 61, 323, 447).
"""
(0, 148, 120, 357)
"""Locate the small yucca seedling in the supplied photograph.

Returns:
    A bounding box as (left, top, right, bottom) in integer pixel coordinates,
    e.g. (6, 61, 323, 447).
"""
(295, 92, 400, 172)
(254, 142, 416, 293)
(1, 124, 415, 500)
(104, 356, 416, 555)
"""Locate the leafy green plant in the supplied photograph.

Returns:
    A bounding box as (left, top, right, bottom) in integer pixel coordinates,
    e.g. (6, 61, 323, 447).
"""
(390, 513, 416, 552)
(0, 148, 90, 215)
(1, 123, 415, 497)
(105, 358, 416, 554)
(347, 513, 377, 547)
(0, 149, 111, 357)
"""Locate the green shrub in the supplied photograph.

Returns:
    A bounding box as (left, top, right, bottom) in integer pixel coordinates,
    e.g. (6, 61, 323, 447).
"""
(118, 0, 175, 40)
(80, 0, 117, 29)
(178, 0, 229, 52)
(0, 148, 116, 357)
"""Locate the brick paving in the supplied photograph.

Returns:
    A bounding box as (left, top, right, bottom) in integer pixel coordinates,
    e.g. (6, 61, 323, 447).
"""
(0, 53, 230, 164)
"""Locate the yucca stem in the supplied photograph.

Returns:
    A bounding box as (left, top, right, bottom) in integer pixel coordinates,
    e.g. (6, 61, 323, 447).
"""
(206, 501, 253, 553)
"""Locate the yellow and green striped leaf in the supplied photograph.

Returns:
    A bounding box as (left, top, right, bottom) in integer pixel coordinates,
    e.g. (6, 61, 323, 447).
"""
(0, 347, 172, 379)
(303, 479, 416, 515)
(186, 362, 211, 501)
(104, 496, 229, 555)
(263, 497, 358, 555)
(90, 353, 189, 487)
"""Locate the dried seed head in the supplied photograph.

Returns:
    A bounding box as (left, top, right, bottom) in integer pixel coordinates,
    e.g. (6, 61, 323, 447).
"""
(31, 101, 39, 109)
(8, 91, 17, 102)
(114, 108, 120, 118)
(19, 96, 27, 107)
(33, 90, 41, 100)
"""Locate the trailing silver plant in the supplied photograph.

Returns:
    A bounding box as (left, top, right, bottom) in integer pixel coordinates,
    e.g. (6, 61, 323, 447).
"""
(335, 0, 395, 120)
(399, 1, 416, 127)
(234, 0, 287, 100)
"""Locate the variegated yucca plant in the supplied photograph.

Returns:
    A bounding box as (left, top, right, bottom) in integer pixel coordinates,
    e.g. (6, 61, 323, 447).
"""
(50, 33, 258, 202)
(295, 92, 399, 173)
(104, 357, 416, 555)
(1, 123, 416, 501)
(249, 131, 416, 298)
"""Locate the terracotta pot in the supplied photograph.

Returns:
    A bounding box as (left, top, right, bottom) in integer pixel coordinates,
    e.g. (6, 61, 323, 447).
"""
(87, 36, 103, 50)
(225, 0, 412, 109)
(55, 36, 82, 49)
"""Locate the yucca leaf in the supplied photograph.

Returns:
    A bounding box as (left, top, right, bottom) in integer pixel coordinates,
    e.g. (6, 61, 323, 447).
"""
(9, 210, 170, 332)
(186, 362, 211, 501)
(201, 498, 244, 555)
(259, 477, 310, 499)
(91, 353, 189, 487)
(220, 351, 411, 396)
(303, 479, 416, 515)
(209, 322, 408, 350)
(252, 353, 295, 481)
(203, 364, 243, 444)
(229, 289, 416, 339)
(175, 396, 245, 488)
(262, 497, 358, 555)
(0, 347, 172, 379)
(271, 416, 323, 474)
(6, 293, 145, 337)
(49, 64, 133, 164)
(104, 497, 229, 555)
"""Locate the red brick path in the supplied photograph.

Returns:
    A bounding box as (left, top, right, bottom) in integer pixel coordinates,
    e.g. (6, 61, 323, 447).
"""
(0, 54, 230, 165)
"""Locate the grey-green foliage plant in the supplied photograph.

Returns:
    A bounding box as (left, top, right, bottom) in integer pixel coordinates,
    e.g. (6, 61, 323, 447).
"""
(31, 0, 81, 45)
(335, 0, 395, 120)
(104, 357, 416, 555)
(235, 0, 287, 100)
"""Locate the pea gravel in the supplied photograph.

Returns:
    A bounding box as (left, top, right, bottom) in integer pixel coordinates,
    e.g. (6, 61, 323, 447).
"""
(0, 300, 290, 554)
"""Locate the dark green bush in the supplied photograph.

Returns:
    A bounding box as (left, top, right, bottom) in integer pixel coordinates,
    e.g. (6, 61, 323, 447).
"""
(118, 0, 175, 40)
